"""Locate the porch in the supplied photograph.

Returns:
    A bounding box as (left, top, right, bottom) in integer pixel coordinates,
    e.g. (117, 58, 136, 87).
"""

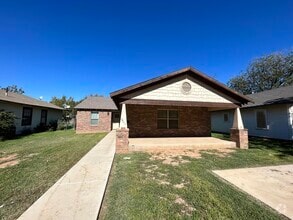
(129, 136, 236, 151)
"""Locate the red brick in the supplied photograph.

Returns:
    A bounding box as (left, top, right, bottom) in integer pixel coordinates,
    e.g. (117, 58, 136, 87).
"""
(127, 105, 211, 137)
(76, 110, 112, 133)
(230, 128, 248, 149)
(116, 128, 129, 153)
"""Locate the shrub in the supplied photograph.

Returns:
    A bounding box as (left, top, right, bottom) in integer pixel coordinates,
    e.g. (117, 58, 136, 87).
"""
(34, 123, 48, 133)
(48, 120, 58, 131)
(0, 110, 16, 139)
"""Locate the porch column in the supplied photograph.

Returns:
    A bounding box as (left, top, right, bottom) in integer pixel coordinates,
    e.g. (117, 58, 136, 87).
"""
(116, 103, 129, 153)
(230, 108, 248, 149)
(119, 103, 128, 128)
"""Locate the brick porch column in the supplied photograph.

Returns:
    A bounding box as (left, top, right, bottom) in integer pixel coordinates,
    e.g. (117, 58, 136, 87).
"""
(230, 108, 248, 149)
(116, 103, 129, 153)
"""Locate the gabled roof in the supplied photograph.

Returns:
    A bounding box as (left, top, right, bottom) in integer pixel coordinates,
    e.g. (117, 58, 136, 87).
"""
(243, 85, 293, 108)
(74, 96, 118, 110)
(0, 89, 63, 110)
(110, 67, 252, 104)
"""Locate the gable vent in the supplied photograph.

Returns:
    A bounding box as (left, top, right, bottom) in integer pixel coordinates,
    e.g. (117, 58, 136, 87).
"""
(181, 82, 191, 94)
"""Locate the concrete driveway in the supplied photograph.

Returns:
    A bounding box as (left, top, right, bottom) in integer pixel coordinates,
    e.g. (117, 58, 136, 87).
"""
(213, 165, 293, 219)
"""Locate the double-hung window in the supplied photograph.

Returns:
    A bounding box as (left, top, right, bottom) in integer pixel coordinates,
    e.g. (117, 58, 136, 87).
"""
(40, 110, 47, 125)
(256, 109, 267, 129)
(91, 111, 99, 125)
(223, 113, 229, 122)
(157, 110, 178, 129)
(21, 107, 33, 126)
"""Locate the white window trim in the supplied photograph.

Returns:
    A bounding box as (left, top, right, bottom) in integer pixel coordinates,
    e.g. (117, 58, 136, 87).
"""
(90, 111, 99, 126)
(255, 109, 269, 130)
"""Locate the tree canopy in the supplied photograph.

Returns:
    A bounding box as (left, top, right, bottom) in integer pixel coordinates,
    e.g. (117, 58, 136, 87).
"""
(227, 50, 293, 95)
(0, 85, 25, 94)
(50, 96, 81, 120)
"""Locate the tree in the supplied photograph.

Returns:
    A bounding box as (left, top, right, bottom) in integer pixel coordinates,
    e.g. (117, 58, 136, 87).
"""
(50, 96, 81, 120)
(227, 50, 293, 94)
(0, 85, 24, 94)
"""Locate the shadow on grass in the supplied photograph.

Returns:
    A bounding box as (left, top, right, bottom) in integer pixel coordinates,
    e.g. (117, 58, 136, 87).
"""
(249, 137, 293, 159)
(212, 132, 293, 159)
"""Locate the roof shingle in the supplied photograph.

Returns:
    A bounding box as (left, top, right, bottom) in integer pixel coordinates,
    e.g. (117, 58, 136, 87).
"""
(243, 85, 293, 108)
(74, 96, 118, 110)
(0, 90, 63, 110)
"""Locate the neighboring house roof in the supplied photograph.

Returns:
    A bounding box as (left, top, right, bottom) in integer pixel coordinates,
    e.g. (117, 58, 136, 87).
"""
(0, 89, 63, 110)
(243, 85, 293, 108)
(74, 96, 118, 110)
(110, 67, 252, 104)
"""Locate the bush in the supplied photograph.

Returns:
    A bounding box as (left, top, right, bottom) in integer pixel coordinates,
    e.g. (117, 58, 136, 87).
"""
(0, 110, 16, 139)
(48, 120, 58, 131)
(34, 124, 48, 133)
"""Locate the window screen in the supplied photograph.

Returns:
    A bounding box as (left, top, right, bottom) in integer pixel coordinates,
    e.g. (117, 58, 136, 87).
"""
(157, 110, 178, 129)
(21, 107, 33, 126)
(91, 111, 99, 125)
(256, 110, 267, 129)
(223, 113, 229, 122)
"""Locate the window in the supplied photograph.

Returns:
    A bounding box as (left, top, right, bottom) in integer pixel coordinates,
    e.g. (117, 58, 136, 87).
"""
(40, 110, 47, 125)
(157, 110, 178, 129)
(91, 111, 99, 125)
(21, 107, 33, 126)
(256, 110, 267, 129)
(223, 113, 229, 122)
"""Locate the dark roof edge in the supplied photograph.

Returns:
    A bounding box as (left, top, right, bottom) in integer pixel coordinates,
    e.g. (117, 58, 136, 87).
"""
(74, 107, 118, 111)
(0, 99, 63, 110)
(110, 66, 252, 104)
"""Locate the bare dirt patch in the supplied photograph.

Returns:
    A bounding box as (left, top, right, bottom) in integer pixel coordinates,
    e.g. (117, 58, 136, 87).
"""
(0, 153, 20, 169)
(174, 195, 196, 216)
(149, 148, 235, 166)
(174, 183, 186, 189)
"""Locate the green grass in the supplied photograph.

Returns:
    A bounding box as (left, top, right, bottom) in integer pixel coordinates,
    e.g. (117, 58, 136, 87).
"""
(0, 130, 106, 220)
(101, 135, 293, 220)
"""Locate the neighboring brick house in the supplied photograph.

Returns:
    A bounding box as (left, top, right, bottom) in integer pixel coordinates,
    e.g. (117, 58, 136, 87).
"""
(110, 67, 252, 151)
(74, 96, 118, 133)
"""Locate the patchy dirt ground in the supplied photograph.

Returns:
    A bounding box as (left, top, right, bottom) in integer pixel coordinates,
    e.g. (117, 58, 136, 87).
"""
(0, 153, 20, 168)
(148, 148, 235, 166)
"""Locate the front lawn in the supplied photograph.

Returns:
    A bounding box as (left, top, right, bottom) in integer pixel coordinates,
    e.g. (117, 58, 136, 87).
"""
(100, 135, 293, 219)
(0, 130, 106, 220)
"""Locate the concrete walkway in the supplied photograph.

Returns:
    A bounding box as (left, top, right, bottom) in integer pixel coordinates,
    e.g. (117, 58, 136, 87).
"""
(18, 130, 116, 220)
(213, 164, 293, 219)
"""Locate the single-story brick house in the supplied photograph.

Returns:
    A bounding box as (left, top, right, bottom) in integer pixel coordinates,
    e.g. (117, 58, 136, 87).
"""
(110, 67, 252, 152)
(211, 85, 293, 140)
(0, 89, 63, 134)
(74, 96, 119, 133)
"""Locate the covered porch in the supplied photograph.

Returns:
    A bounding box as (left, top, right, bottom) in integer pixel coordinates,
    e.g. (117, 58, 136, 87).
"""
(110, 67, 251, 153)
(115, 101, 247, 153)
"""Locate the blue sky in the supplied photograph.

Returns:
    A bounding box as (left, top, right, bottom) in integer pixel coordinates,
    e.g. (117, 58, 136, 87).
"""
(0, 0, 292, 101)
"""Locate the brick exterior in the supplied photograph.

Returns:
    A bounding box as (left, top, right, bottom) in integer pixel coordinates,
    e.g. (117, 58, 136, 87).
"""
(116, 128, 129, 153)
(76, 110, 112, 133)
(230, 128, 248, 149)
(127, 105, 211, 137)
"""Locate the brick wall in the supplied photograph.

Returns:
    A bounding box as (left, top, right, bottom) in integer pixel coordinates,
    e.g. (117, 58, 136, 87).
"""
(76, 110, 112, 133)
(127, 105, 211, 137)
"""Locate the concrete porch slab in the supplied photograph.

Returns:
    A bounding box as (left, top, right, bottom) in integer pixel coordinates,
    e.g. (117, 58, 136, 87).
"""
(129, 137, 236, 151)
